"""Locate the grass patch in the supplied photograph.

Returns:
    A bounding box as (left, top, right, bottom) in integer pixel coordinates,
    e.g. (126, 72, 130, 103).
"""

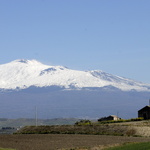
(106, 142, 150, 150)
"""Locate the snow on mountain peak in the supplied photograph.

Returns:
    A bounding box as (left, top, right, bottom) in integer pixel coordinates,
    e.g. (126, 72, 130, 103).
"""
(0, 59, 150, 92)
(11, 59, 43, 65)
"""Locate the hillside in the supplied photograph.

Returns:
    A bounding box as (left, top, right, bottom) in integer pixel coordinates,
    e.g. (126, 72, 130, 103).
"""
(15, 120, 150, 137)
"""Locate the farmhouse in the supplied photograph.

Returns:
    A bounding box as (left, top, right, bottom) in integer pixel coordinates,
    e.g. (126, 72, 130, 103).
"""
(138, 106, 150, 120)
(98, 115, 120, 121)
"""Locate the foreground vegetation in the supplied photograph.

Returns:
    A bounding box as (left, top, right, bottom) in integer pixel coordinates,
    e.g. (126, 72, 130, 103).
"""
(106, 142, 150, 150)
(63, 142, 150, 150)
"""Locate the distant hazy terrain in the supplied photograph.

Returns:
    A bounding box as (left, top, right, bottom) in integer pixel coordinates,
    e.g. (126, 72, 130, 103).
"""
(0, 88, 150, 119)
(0, 118, 79, 128)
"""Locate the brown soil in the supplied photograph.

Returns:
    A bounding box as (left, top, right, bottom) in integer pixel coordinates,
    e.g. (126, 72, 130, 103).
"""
(0, 134, 150, 150)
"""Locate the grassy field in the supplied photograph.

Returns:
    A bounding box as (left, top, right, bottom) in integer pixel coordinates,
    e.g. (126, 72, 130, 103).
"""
(0, 134, 150, 150)
(106, 142, 150, 150)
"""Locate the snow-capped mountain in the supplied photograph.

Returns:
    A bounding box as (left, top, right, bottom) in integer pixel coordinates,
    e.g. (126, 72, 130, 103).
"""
(0, 59, 150, 119)
(0, 59, 150, 92)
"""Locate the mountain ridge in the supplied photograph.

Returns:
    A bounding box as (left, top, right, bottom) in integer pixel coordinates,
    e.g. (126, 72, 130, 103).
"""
(0, 59, 150, 92)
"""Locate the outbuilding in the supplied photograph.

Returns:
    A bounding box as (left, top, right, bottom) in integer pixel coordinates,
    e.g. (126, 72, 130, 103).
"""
(138, 106, 150, 120)
(98, 115, 120, 121)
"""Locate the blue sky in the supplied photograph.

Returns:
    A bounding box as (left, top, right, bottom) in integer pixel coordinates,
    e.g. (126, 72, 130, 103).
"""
(0, 0, 150, 83)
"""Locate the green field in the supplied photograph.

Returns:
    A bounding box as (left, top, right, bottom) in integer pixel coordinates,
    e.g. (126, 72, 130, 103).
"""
(106, 142, 150, 150)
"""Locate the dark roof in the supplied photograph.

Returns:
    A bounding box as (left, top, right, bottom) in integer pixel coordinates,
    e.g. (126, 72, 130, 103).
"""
(109, 115, 118, 118)
(138, 106, 150, 112)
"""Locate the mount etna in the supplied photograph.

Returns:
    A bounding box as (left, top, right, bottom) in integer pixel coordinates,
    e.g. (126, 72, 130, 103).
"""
(0, 59, 150, 119)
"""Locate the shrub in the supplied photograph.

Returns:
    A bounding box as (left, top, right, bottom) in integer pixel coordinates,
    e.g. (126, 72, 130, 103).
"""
(75, 120, 91, 125)
(126, 129, 136, 136)
(98, 117, 144, 124)
(130, 117, 144, 121)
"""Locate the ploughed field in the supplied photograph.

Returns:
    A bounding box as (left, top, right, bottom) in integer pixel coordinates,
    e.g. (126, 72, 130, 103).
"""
(0, 134, 150, 150)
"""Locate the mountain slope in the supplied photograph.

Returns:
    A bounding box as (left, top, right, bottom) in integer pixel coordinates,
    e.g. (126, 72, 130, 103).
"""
(0, 59, 150, 91)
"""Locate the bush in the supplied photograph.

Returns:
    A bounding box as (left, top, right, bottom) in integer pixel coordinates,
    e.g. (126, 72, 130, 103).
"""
(98, 117, 144, 124)
(130, 117, 144, 121)
(126, 129, 136, 136)
(98, 119, 127, 124)
(75, 120, 92, 125)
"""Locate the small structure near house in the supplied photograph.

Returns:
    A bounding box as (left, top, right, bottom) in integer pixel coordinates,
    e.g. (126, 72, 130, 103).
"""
(98, 115, 120, 122)
(138, 106, 150, 120)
